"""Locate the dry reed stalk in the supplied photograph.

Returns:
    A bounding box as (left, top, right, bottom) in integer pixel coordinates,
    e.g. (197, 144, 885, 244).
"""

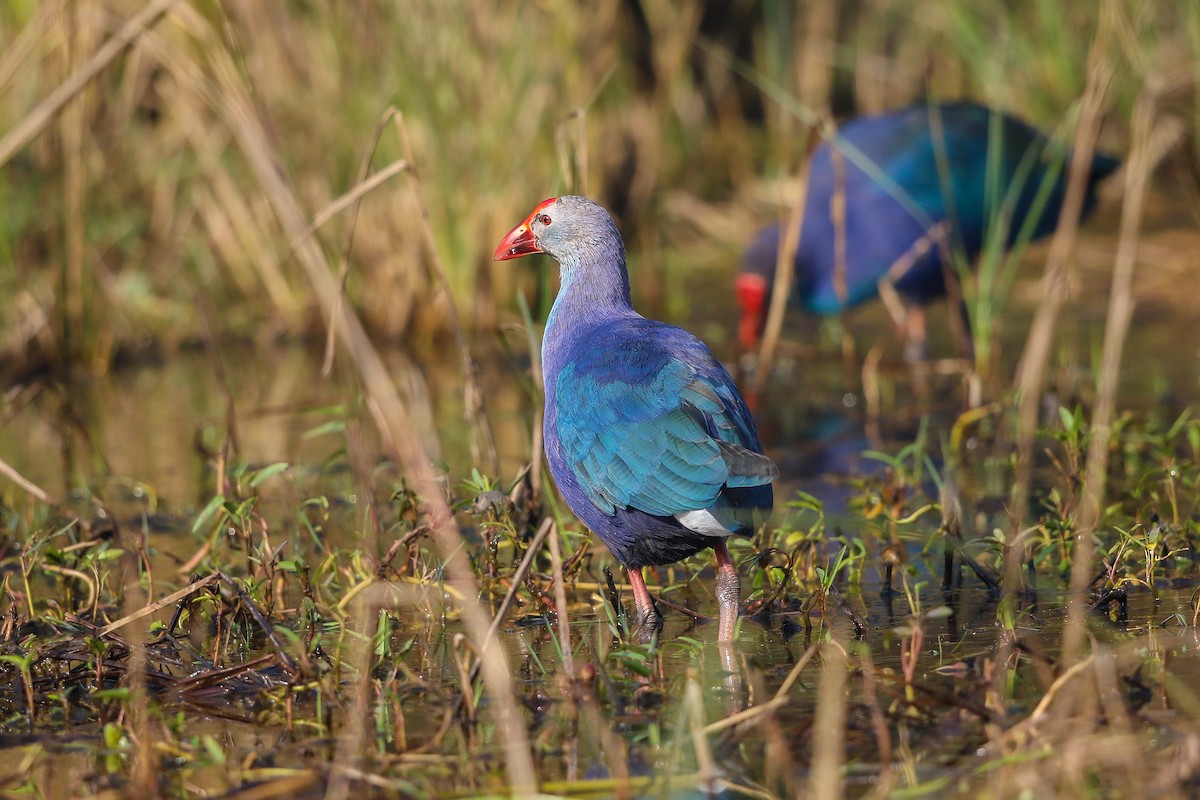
(808, 642, 848, 800)
(1006, 655, 1094, 737)
(175, 95, 298, 323)
(577, 690, 633, 798)
(555, 109, 590, 196)
(324, 589, 381, 800)
(738, 665, 797, 798)
(208, 572, 298, 675)
(829, 120, 849, 310)
(1090, 647, 1135, 740)
(1006, 6, 1115, 595)
(639, 0, 704, 123)
(192, 292, 242, 570)
(304, 159, 410, 244)
(0, 0, 178, 169)
(547, 519, 574, 677)
(684, 677, 716, 793)
(859, 649, 895, 798)
(1060, 85, 1158, 668)
(195, 184, 261, 295)
(168, 10, 538, 791)
(873, 222, 947, 340)
(0, 455, 52, 504)
(224, 771, 320, 800)
(0, 0, 55, 97)
(334, 573, 435, 616)
(701, 693, 786, 735)
(925, 104, 979, 368)
(479, 517, 553, 654)
(327, 400, 390, 799)
(322, 120, 389, 375)
(41, 563, 94, 610)
(862, 343, 883, 421)
(777, 642, 820, 698)
(851, 0, 902, 114)
(112, 515, 155, 796)
(389, 111, 498, 475)
(57, 4, 87, 366)
(517, 293, 545, 499)
(133, 22, 302, 330)
(344, 417, 386, 555)
(797, 1, 837, 117)
(95, 573, 219, 637)
(752, 152, 812, 398)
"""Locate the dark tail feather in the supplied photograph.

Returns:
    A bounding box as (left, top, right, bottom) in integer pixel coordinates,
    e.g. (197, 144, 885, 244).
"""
(716, 440, 779, 487)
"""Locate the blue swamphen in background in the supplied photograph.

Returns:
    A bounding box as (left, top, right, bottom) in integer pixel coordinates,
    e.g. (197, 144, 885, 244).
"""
(736, 101, 1121, 356)
(495, 196, 777, 641)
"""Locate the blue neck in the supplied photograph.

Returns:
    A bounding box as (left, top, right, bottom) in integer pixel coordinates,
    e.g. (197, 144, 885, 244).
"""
(542, 242, 636, 388)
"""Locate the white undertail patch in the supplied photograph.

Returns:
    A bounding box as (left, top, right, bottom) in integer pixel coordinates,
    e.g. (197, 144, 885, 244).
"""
(675, 509, 734, 537)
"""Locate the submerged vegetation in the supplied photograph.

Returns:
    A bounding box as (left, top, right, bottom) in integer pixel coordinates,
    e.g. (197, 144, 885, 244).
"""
(1, 381, 1199, 797)
(1, 0, 1199, 798)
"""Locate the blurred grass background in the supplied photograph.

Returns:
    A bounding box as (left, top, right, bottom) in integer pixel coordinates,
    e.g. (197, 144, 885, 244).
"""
(1, 0, 1197, 381)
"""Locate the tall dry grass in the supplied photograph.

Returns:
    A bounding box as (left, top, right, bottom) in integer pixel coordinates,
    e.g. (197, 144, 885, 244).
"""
(0, 1, 619, 373)
(1, 3, 1199, 795)
(5, 1, 1191, 377)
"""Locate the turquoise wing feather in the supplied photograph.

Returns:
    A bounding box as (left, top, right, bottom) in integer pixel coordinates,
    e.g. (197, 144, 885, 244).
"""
(554, 324, 773, 519)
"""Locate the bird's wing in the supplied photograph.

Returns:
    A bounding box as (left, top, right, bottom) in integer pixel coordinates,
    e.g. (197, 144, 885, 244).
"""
(870, 104, 1057, 253)
(554, 327, 774, 518)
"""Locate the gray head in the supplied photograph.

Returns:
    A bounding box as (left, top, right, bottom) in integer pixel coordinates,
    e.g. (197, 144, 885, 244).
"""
(493, 196, 625, 267)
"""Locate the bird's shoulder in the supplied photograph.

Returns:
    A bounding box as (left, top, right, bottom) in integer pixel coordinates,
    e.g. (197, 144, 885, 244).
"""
(561, 316, 725, 386)
(555, 316, 757, 454)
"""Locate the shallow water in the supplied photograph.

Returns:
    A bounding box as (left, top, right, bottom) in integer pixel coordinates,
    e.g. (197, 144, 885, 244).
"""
(1, 221, 1199, 795)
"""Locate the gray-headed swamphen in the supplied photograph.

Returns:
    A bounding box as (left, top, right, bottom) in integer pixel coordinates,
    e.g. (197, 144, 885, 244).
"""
(496, 196, 777, 641)
(736, 101, 1121, 357)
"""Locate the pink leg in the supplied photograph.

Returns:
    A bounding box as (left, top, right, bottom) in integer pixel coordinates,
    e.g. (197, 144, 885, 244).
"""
(627, 567, 659, 633)
(713, 541, 740, 642)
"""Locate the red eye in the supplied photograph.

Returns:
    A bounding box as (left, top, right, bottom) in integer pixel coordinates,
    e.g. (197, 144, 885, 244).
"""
(538, 214, 552, 225)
